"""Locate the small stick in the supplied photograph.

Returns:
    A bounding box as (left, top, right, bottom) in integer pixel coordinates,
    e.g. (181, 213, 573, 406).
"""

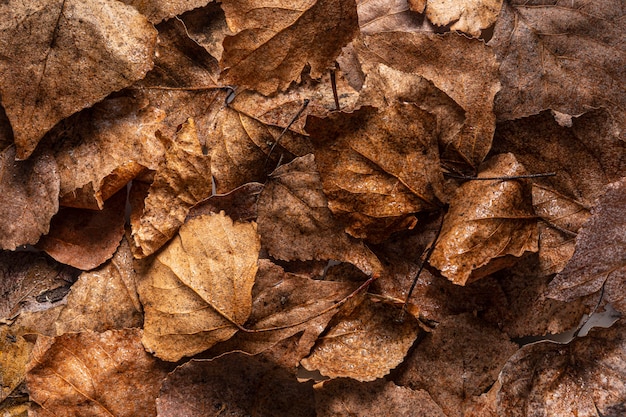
(444, 172, 556, 181)
(264, 98, 310, 171)
(330, 69, 340, 111)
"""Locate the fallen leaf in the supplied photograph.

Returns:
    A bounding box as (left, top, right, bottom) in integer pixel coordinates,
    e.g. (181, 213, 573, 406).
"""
(0, 0, 157, 159)
(0, 326, 33, 402)
(257, 154, 383, 277)
(497, 321, 626, 417)
(430, 153, 539, 285)
(301, 297, 421, 382)
(425, 0, 503, 37)
(187, 182, 264, 223)
(0, 146, 59, 250)
(54, 237, 143, 335)
(36, 188, 127, 271)
(395, 313, 519, 417)
(547, 178, 626, 314)
(357, 0, 425, 34)
(120, 0, 212, 23)
(220, 0, 359, 95)
(315, 379, 447, 417)
(176, 3, 235, 63)
(131, 118, 212, 258)
(26, 329, 170, 417)
(306, 104, 444, 241)
(137, 211, 260, 361)
(489, 0, 625, 128)
(157, 354, 315, 417)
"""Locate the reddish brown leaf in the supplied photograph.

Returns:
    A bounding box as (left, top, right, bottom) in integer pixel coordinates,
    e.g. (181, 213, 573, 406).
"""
(0, 146, 59, 250)
(0, 0, 157, 159)
(220, 0, 359, 95)
(430, 153, 539, 285)
(26, 329, 170, 417)
(37, 188, 126, 271)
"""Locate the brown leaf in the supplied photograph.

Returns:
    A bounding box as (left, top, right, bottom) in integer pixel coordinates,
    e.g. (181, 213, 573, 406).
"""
(257, 154, 383, 277)
(0, 146, 59, 250)
(51, 96, 167, 210)
(357, 0, 425, 34)
(54, 237, 143, 334)
(131, 118, 212, 258)
(395, 313, 519, 417)
(357, 31, 500, 168)
(187, 182, 264, 223)
(497, 322, 626, 416)
(547, 178, 626, 314)
(0, 0, 157, 159)
(306, 104, 443, 241)
(489, 1, 625, 127)
(26, 329, 170, 417)
(430, 153, 538, 285)
(137, 212, 260, 361)
(220, 0, 359, 95)
(36, 188, 126, 271)
(157, 354, 315, 417)
(0, 326, 33, 403)
(425, 0, 503, 37)
(301, 297, 421, 382)
(120, 0, 212, 23)
(175, 3, 233, 62)
(315, 378, 446, 417)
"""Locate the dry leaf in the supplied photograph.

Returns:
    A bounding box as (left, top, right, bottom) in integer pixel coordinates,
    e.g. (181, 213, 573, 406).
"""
(497, 322, 626, 417)
(120, 0, 212, 23)
(425, 0, 503, 37)
(547, 178, 626, 314)
(430, 153, 538, 285)
(306, 104, 443, 241)
(357, 0, 425, 34)
(301, 297, 421, 382)
(36, 188, 126, 271)
(0, 146, 59, 250)
(176, 3, 233, 62)
(395, 313, 519, 417)
(489, 1, 625, 128)
(187, 182, 264, 223)
(0, 326, 33, 403)
(131, 118, 212, 258)
(0, 0, 157, 159)
(157, 354, 315, 417)
(54, 237, 143, 335)
(220, 0, 359, 95)
(138, 211, 260, 361)
(257, 154, 382, 277)
(26, 329, 170, 417)
(315, 379, 447, 417)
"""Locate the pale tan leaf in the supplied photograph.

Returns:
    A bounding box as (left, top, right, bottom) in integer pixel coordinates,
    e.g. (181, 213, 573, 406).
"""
(120, 0, 212, 23)
(425, 0, 503, 37)
(0, 326, 33, 403)
(357, 0, 425, 34)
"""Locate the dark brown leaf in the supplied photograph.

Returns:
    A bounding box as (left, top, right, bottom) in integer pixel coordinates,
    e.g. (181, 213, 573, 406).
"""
(187, 182, 264, 223)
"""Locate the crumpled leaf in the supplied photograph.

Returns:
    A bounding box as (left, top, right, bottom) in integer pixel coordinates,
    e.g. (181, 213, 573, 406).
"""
(0, 146, 59, 250)
(51, 96, 167, 210)
(0, 0, 157, 159)
(357, 0, 425, 34)
(497, 321, 626, 417)
(26, 329, 170, 417)
(395, 313, 519, 417)
(301, 297, 420, 382)
(547, 178, 626, 314)
(489, 0, 625, 127)
(187, 182, 264, 223)
(120, 0, 212, 23)
(137, 211, 260, 361)
(0, 326, 33, 402)
(257, 154, 382, 277)
(430, 153, 539, 285)
(315, 379, 447, 417)
(131, 118, 212, 258)
(425, 0, 503, 37)
(36, 188, 126, 271)
(357, 31, 500, 168)
(54, 237, 143, 335)
(305, 104, 444, 241)
(220, 0, 359, 95)
(157, 354, 315, 417)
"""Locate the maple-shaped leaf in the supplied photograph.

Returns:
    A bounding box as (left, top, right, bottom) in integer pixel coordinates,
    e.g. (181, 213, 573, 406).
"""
(0, 0, 157, 159)
(489, 0, 625, 128)
(0, 146, 59, 250)
(430, 153, 538, 285)
(137, 212, 260, 361)
(25, 329, 170, 417)
(547, 178, 626, 314)
(157, 354, 315, 417)
(306, 104, 444, 241)
(131, 118, 212, 258)
(219, 0, 359, 95)
(357, 0, 424, 34)
(301, 297, 421, 382)
(425, 0, 503, 37)
(257, 154, 383, 277)
(120, 0, 212, 23)
(497, 321, 626, 416)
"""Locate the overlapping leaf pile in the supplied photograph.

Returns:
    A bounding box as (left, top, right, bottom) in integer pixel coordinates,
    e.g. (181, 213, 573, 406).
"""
(0, 0, 624, 416)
